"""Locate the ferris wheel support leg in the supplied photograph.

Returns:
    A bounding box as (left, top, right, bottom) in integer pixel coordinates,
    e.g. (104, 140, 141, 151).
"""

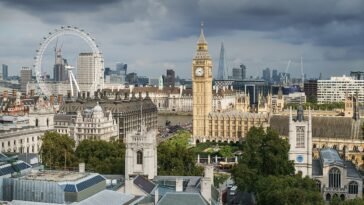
(69, 70, 74, 96)
(70, 71, 80, 93)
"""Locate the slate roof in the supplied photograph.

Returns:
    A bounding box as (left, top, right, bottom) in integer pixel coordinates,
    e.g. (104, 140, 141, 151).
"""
(134, 175, 156, 194)
(154, 176, 202, 195)
(60, 97, 157, 115)
(312, 148, 361, 178)
(270, 115, 363, 139)
(157, 192, 208, 205)
(76, 190, 137, 205)
(11, 190, 140, 205)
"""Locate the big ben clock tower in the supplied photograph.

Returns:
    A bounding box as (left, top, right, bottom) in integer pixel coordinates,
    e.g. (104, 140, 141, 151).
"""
(192, 23, 213, 143)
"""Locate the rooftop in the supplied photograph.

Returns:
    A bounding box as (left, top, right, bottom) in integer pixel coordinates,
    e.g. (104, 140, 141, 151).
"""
(21, 170, 88, 182)
(320, 148, 343, 165)
(157, 192, 208, 205)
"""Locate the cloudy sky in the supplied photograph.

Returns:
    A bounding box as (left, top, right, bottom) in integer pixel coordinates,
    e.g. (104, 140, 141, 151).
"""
(0, 0, 363, 79)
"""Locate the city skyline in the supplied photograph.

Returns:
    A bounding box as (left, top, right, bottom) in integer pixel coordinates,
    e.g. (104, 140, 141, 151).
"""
(0, 0, 363, 79)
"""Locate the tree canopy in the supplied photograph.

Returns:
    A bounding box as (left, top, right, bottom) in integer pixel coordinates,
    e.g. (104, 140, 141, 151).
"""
(231, 127, 323, 205)
(256, 175, 324, 205)
(40, 131, 125, 174)
(232, 127, 294, 192)
(158, 130, 203, 176)
(40, 131, 77, 169)
(75, 139, 125, 174)
(285, 102, 344, 111)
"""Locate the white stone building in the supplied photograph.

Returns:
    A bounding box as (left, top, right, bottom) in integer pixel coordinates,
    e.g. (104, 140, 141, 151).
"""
(0, 116, 46, 154)
(77, 52, 104, 95)
(287, 106, 362, 202)
(55, 103, 118, 145)
(288, 106, 312, 177)
(318, 75, 364, 104)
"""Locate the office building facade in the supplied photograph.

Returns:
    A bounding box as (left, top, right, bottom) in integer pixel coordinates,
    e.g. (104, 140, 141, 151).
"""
(20, 67, 32, 93)
(76, 53, 104, 94)
(317, 76, 364, 104)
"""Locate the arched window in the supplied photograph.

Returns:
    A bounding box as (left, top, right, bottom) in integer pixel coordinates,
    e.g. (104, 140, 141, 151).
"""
(315, 180, 321, 192)
(326, 193, 331, 201)
(46, 118, 49, 127)
(35, 119, 39, 127)
(137, 151, 143, 165)
(329, 168, 341, 188)
(349, 181, 358, 194)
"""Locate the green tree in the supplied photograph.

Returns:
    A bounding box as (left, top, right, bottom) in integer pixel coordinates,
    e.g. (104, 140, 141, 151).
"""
(219, 145, 233, 158)
(75, 140, 125, 174)
(158, 130, 203, 176)
(232, 127, 294, 192)
(231, 127, 323, 205)
(330, 198, 364, 205)
(255, 175, 324, 205)
(40, 131, 77, 169)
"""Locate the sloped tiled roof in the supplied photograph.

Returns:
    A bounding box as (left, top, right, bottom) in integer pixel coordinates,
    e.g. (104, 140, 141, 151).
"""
(134, 175, 156, 194)
(157, 192, 208, 205)
(270, 115, 363, 139)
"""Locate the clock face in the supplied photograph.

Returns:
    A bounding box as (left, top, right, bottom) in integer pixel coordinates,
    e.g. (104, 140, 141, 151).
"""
(296, 155, 304, 163)
(195, 67, 204, 77)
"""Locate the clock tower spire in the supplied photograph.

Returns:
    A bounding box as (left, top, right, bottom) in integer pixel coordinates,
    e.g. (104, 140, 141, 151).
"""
(192, 23, 213, 144)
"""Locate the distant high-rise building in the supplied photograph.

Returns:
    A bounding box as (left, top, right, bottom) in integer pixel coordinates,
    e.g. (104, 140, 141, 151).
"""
(2, 64, 8, 80)
(20, 67, 32, 93)
(217, 42, 227, 80)
(126, 72, 138, 85)
(53, 48, 68, 82)
(116, 63, 127, 76)
(240, 64, 247, 80)
(350, 71, 364, 80)
(262, 68, 271, 82)
(232, 68, 242, 80)
(272, 69, 279, 82)
(77, 53, 104, 93)
(318, 75, 364, 104)
(138, 76, 149, 86)
(304, 80, 318, 101)
(165, 69, 175, 87)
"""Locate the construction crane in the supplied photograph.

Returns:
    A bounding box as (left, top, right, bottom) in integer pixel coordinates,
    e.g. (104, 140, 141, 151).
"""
(66, 65, 80, 96)
(281, 60, 291, 86)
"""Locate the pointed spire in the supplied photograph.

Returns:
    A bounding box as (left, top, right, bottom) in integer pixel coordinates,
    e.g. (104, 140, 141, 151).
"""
(198, 21, 207, 44)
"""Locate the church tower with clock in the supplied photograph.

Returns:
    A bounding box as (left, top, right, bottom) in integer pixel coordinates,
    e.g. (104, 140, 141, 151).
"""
(288, 106, 312, 177)
(192, 23, 213, 143)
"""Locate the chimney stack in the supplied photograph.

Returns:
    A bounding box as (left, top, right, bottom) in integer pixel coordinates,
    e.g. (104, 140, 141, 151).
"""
(79, 163, 85, 173)
(57, 94, 63, 105)
(3, 90, 8, 98)
(176, 178, 183, 192)
(50, 95, 54, 105)
(30, 89, 35, 97)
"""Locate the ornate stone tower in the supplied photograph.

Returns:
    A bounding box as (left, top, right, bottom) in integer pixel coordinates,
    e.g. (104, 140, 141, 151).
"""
(192, 23, 213, 143)
(124, 114, 157, 180)
(288, 106, 312, 177)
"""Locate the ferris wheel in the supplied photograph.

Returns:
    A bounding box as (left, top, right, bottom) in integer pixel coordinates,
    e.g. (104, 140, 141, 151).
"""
(33, 26, 104, 97)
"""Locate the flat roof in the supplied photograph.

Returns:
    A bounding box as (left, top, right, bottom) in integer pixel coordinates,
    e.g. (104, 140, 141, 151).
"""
(21, 170, 89, 182)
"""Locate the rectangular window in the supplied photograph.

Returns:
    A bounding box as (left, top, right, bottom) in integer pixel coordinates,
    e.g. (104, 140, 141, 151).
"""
(296, 126, 305, 148)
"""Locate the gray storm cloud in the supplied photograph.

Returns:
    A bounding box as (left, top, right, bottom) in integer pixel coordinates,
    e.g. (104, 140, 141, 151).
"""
(0, 0, 363, 78)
